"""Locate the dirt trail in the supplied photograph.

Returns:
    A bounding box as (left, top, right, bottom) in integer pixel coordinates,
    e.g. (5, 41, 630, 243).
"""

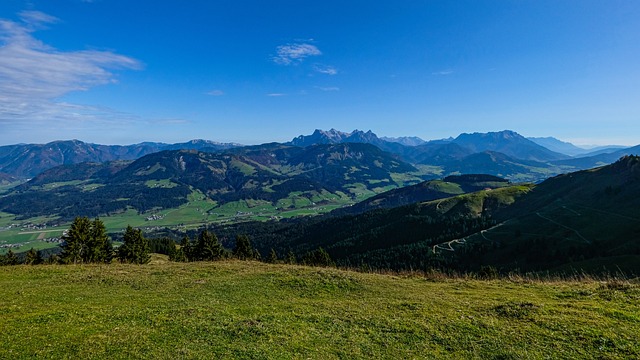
(432, 222, 505, 253)
(535, 212, 591, 244)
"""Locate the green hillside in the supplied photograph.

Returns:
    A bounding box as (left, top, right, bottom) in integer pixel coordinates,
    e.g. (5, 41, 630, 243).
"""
(334, 174, 510, 215)
(1, 260, 638, 359)
(212, 157, 640, 274)
(451, 155, 640, 272)
(211, 184, 533, 270)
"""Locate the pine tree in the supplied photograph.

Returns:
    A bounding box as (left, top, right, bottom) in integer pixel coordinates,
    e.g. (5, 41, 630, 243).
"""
(286, 250, 297, 265)
(61, 217, 91, 264)
(168, 241, 179, 261)
(175, 235, 192, 262)
(302, 247, 334, 267)
(86, 218, 112, 263)
(118, 226, 150, 264)
(25, 248, 43, 265)
(233, 234, 255, 260)
(4, 249, 19, 265)
(266, 248, 278, 264)
(194, 229, 223, 261)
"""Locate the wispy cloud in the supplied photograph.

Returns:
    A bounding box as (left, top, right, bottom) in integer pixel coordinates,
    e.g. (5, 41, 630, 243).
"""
(315, 86, 340, 92)
(314, 64, 337, 75)
(272, 43, 321, 65)
(149, 118, 191, 125)
(432, 70, 454, 76)
(0, 11, 141, 130)
(266, 93, 286, 97)
(207, 89, 224, 96)
(18, 10, 59, 28)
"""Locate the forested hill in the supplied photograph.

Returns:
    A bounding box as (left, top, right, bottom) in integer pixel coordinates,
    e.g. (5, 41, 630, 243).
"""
(0, 143, 419, 220)
(333, 174, 510, 215)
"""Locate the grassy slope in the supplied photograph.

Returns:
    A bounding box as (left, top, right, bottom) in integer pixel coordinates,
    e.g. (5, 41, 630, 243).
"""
(1, 260, 639, 359)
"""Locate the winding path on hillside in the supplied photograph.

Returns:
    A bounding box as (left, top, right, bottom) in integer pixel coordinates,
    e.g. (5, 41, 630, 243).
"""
(535, 212, 591, 244)
(432, 222, 506, 254)
(432, 237, 466, 252)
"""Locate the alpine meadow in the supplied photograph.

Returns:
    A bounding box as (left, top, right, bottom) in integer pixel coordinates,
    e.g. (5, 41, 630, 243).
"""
(1, 1, 640, 359)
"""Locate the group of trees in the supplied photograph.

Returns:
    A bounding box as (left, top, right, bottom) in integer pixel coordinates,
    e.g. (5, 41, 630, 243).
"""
(12, 217, 151, 265)
(60, 217, 150, 264)
(171, 230, 257, 262)
(60, 217, 113, 264)
(0, 248, 58, 266)
(0, 249, 20, 266)
(168, 228, 334, 267)
(2, 217, 335, 268)
(117, 226, 151, 264)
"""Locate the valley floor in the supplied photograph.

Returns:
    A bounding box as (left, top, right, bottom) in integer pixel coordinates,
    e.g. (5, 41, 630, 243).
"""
(1, 259, 639, 359)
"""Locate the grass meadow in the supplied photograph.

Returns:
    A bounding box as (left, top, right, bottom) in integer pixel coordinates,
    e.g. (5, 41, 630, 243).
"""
(1, 258, 639, 359)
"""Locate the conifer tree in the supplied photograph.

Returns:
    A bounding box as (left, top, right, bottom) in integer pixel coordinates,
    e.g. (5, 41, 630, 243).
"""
(60, 217, 112, 264)
(266, 248, 278, 264)
(194, 229, 223, 261)
(3, 249, 19, 265)
(286, 250, 297, 265)
(302, 247, 334, 267)
(232, 234, 255, 260)
(176, 235, 191, 262)
(118, 226, 150, 264)
(87, 218, 112, 263)
(25, 248, 43, 265)
(61, 216, 91, 264)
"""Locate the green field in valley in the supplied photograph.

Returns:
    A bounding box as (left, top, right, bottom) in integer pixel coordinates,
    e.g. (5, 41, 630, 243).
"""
(0, 182, 384, 253)
(1, 259, 638, 359)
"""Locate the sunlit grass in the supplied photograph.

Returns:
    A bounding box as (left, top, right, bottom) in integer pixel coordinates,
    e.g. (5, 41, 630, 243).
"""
(1, 260, 638, 359)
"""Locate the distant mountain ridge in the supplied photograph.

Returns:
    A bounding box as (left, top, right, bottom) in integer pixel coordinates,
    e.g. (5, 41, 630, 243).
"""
(528, 137, 626, 157)
(380, 136, 426, 146)
(451, 130, 569, 162)
(2, 129, 639, 182)
(527, 137, 589, 157)
(0, 139, 240, 178)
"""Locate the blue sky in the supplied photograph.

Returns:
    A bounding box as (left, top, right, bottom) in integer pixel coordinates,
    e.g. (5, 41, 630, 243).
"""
(1, 1, 639, 146)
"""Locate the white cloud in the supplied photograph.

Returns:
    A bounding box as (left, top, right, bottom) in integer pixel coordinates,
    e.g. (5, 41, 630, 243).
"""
(314, 64, 337, 75)
(266, 93, 286, 97)
(207, 89, 224, 96)
(0, 12, 141, 129)
(315, 86, 340, 92)
(432, 70, 454, 76)
(18, 11, 59, 28)
(150, 118, 191, 125)
(272, 43, 321, 65)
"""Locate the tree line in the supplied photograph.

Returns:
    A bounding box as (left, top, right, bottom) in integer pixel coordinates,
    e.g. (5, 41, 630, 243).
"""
(0, 216, 334, 268)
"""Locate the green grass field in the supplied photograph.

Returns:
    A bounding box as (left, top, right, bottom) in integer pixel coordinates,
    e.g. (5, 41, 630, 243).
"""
(1, 259, 638, 359)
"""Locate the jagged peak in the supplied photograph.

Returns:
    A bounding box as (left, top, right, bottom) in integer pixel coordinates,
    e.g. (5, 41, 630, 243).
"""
(456, 130, 523, 139)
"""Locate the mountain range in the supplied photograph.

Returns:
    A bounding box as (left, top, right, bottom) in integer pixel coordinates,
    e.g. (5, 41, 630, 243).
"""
(0, 139, 240, 178)
(0, 143, 418, 220)
(1, 130, 637, 183)
(1, 128, 639, 275)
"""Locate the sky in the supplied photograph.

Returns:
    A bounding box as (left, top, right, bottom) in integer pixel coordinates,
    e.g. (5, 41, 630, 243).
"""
(0, 0, 639, 146)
